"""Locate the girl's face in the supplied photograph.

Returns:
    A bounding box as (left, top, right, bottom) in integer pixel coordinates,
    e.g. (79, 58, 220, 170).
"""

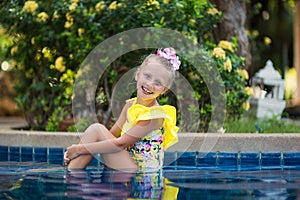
(135, 62, 171, 102)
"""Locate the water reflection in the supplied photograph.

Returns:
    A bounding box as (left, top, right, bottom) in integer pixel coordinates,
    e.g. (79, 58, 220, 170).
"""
(2, 162, 300, 199)
(164, 169, 300, 199)
(0, 164, 178, 199)
(65, 167, 165, 199)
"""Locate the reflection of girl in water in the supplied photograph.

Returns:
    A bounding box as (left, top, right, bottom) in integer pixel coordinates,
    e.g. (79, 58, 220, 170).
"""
(64, 47, 180, 171)
(64, 168, 178, 199)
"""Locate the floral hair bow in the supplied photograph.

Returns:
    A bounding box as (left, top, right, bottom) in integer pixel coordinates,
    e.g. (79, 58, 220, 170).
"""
(157, 48, 181, 71)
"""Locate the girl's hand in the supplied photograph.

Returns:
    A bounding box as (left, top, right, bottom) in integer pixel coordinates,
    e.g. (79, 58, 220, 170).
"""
(64, 151, 71, 166)
(66, 144, 81, 161)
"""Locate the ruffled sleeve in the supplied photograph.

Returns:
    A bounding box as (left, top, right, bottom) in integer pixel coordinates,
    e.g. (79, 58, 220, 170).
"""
(125, 101, 179, 150)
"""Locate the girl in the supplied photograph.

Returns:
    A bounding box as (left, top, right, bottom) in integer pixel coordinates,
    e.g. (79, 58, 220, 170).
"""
(64, 48, 180, 171)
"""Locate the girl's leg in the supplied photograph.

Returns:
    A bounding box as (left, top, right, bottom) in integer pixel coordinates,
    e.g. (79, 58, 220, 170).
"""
(67, 123, 137, 170)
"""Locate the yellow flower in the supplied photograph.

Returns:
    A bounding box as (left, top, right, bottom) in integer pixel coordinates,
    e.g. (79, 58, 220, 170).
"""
(72, 0, 79, 3)
(163, 0, 169, 4)
(55, 56, 66, 72)
(193, 38, 198, 45)
(237, 69, 249, 80)
(83, 9, 88, 16)
(64, 12, 74, 28)
(78, 28, 84, 37)
(147, 0, 160, 7)
(37, 12, 49, 22)
(22, 1, 39, 13)
(65, 12, 74, 22)
(264, 36, 272, 45)
(10, 46, 18, 56)
(42, 47, 52, 61)
(31, 37, 35, 45)
(147, 0, 160, 10)
(118, 2, 123, 8)
(60, 69, 75, 84)
(108, 1, 117, 10)
(252, 30, 259, 38)
(206, 7, 218, 15)
(189, 19, 196, 24)
(223, 58, 232, 72)
(212, 47, 226, 59)
(245, 87, 254, 96)
(95, 1, 106, 12)
(69, 2, 78, 11)
(218, 40, 235, 52)
(52, 11, 60, 20)
(64, 21, 73, 28)
(285, 68, 297, 100)
(242, 102, 250, 111)
(35, 53, 41, 61)
(0, 27, 6, 35)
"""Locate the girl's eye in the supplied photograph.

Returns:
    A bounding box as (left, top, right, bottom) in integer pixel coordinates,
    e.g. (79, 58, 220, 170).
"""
(155, 81, 162, 86)
(144, 73, 151, 79)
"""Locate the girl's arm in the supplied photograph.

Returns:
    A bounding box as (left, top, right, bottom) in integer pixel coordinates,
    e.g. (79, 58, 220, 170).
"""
(109, 101, 132, 137)
(66, 118, 163, 159)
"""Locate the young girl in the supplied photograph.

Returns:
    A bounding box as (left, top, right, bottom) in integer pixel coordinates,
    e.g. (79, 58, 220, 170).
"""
(64, 47, 180, 171)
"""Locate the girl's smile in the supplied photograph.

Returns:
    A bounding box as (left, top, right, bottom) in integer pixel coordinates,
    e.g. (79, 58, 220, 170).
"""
(141, 86, 154, 95)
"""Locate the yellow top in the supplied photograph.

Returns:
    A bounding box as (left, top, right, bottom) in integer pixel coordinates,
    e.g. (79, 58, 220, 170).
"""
(121, 98, 179, 150)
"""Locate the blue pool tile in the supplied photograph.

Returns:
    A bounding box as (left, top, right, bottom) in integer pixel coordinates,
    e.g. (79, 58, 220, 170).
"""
(240, 152, 260, 169)
(197, 152, 217, 168)
(177, 152, 196, 166)
(261, 152, 281, 168)
(0, 146, 8, 161)
(49, 148, 64, 164)
(21, 146, 33, 162)
(283, 153, 300, 167)
(3, 144, 300, 170)
(10, 146, 20, 162)
(218, 153, 238, 168)
(164, 152, 177, 166)
(34, 147, 48, 162)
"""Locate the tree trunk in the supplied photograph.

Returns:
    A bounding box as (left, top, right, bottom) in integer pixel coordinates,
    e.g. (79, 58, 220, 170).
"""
(211, 0, 251, 70)
(288, 0, 300, 107)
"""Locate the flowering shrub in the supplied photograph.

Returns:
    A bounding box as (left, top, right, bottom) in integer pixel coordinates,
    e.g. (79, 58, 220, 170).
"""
(0, 0, 249, 131)
(210, 39, 252, 118)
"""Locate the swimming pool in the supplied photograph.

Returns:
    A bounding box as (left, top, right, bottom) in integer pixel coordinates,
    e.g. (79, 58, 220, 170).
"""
(1, 145, 300, 199)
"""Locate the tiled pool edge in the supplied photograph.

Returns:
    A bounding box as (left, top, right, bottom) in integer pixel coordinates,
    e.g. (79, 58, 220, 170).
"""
(1, 130, 300, 152)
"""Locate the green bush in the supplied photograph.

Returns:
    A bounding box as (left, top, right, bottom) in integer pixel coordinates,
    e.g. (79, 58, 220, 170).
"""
(0, 0, 250, 131)
(225, 116, 300, 133)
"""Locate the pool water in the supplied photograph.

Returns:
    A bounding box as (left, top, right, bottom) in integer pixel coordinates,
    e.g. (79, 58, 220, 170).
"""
(1, 146, 300, 199)
(1, 163, 300, 199)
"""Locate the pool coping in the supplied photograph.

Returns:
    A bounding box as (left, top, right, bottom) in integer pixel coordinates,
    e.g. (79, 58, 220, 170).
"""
(1, 130, 300, 152)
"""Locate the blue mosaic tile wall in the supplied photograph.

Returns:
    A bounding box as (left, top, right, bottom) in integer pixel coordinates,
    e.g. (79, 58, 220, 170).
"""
(1, 146, 300, 169)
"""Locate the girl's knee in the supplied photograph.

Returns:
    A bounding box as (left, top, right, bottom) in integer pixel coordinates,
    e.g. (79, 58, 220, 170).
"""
(88, 123, 106, 131)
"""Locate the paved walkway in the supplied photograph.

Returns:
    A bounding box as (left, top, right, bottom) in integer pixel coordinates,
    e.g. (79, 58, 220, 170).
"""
(0, 117, 28, 131)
